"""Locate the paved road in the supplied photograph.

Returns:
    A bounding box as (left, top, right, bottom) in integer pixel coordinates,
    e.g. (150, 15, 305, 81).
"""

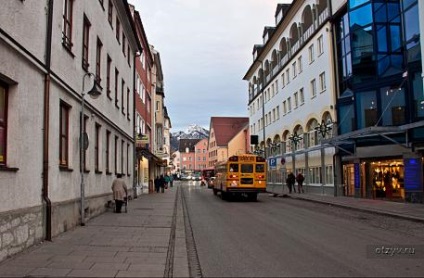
(181, 182, 424, 277)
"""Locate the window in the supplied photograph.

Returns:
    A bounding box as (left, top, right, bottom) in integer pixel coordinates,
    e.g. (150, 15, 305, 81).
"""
(106, 55, 112, 99)
(0, 83, 7, 165)
(62, 0, 74, 50)
(95, 37, 102, 85)
(318, 35, 324, 56)
(114, 68, 119, 108)
(298, 56, 303, 73)
(59, 102, 71, 167)
(116, 18, 120, 42)
(281, 73, 285, 88)
(121, 140, 124, 174)
(106, 130, 111, 173)
(319, 72, 326, 92)
(292, 61, 297, 78)
(299, 88, 305, 104)
(283, 101, 287, 114)
(309, 44, 315, 63)
(285, 69, 290, 84)
(114, 136, 118, 174)
(276, 106, 280, 120)
(311, 79, 317, 98)
(294, 92, 299, 108)
(82, 15, 91, 70)
(127, 88, 130, 119)
(127, 45, 131, 65)
(108, 0, 113, 26)
(127, 143, 130, 175)
(287, 97, 292, 112)
(121, 79, 125, 114)
(83, 115, 89, 170)
(122, 34, 126, 56)
(95, 123, 101, 172)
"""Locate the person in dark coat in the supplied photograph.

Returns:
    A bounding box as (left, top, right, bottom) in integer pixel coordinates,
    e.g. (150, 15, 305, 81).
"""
(159, 175, 166, 193)
(296, 172, 305, 193)
(286, 171, 296, 194)
(154, 176, 160, 193)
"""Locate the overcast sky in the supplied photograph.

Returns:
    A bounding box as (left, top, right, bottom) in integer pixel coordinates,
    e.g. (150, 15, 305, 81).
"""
(130, 0, 292, 131)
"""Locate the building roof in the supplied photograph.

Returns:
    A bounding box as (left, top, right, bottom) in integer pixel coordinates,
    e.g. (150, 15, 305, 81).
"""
(178, 138, 202, 153)
(209, 117, 249, 146)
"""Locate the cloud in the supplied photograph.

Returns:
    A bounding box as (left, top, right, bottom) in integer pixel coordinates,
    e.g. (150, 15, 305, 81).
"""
(131, 0, 291, 130)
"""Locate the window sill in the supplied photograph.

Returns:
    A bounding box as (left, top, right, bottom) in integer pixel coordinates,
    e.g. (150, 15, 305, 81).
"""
(84, 169, 90, 174)
(95, 170, 103, 174)
(107, 91, 112, 100)
(106, 171, 113, 175)
(59, 165, 73, 172)
(62, 43, 75, 58)
(0, 166, 19, 172)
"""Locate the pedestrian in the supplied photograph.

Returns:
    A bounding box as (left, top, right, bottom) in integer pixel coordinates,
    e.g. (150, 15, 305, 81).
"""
(164, 174, 170, 189)
(154, 176, 160, 193)
(286, 171, 296, 194)
(111, 173, 128, 213)
(169, 174, 174, 187)
(296, 171, 305, 193)
(159, 174, 166, 193)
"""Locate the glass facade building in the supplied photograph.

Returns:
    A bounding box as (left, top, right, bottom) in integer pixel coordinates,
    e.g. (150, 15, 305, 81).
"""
(332, 0, 423, 203)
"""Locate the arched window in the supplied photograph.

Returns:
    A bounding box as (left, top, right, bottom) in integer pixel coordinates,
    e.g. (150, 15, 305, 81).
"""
(306, 119, 319, 147)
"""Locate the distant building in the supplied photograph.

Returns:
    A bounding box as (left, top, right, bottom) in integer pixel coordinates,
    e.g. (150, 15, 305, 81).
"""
(194, 138, 209, 171)
(208, 117, 250, 167)
(179, 138, 201, 173)
(227, 123, 250, 157)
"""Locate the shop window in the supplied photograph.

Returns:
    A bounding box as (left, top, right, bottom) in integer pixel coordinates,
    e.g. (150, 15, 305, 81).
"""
(372, 161, 404, 200)
(364, 108, 377, 127)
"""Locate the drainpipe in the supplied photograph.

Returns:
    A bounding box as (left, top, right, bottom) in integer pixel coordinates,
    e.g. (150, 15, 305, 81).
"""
(42, 0, 54, 241)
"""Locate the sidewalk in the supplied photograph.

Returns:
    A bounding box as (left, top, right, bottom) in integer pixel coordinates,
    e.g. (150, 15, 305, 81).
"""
(268, 184, 424, 223)
(0, 185, 188, 278)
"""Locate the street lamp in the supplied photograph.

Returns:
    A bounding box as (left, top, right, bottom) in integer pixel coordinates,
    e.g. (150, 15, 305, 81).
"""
(315, 120, 333, 195)
(288, 131, 303, 187)
(80, 72, 102, 226)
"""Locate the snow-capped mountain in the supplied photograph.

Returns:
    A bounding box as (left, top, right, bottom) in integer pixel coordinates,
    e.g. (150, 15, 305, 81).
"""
(170, 124, 209, 151)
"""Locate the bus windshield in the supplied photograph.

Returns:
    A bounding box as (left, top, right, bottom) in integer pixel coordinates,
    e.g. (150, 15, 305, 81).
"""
(241, 164, 254, 173)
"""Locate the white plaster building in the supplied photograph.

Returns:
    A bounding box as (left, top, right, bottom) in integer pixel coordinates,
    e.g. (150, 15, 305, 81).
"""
(0, 0, 140, 260)
(243, 0, 337, 194)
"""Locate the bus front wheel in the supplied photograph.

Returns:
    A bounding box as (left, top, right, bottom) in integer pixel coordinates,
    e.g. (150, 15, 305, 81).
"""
(213, 188, 217, 195)
(248, 193, 258, 201)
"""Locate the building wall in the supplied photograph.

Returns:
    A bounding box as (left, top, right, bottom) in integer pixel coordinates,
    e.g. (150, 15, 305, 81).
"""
(0, 0, 138, 260)
(194, 138, 209, 170)
(228, 127, 250, 156)
(245, 0, 336, 191)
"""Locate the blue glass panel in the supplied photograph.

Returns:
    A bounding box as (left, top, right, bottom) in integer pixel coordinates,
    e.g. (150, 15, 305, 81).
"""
(412, 72, 424, 118)
(346, 53, 352, 77)
(350, 4, 372, 30)
(356, 91, 377, 129)
(377, 55, 389, 76)
(404, 5, 420, 47)
(377, 26, 387, 52)
(387, 3, 400, 22)
(380, 87, 405, 126)
(374, 4, 386, 22)
(349, 0, 370, 10)
(391, 54, 403, 70)
(338, 104, 354, 134)
(390, 25, 401, 52)
(402, 0, 416, 11)
(345, 37, 351, 54)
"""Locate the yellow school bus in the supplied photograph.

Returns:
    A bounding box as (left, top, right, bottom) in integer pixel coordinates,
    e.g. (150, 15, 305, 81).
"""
(213, 154, 267, 201)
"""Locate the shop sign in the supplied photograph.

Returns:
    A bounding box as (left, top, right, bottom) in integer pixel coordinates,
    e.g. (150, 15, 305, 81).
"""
(354, 163, 360, 189)
(404, 158, 422, 191)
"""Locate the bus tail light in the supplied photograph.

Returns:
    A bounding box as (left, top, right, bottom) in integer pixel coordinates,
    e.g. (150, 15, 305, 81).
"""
(229, 174, 238, 179)
(257, 175, 265, 179)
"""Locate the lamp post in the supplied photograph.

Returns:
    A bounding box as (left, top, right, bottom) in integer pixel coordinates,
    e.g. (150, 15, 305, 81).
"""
(288, 131, 303, 184)
(315, 120, 333, 195)
(80, 72, 102, 226)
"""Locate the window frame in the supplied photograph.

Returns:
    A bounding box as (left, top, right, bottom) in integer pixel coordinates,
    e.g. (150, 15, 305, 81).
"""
(62, 0, 74, 51)
(82, 15, 91, 71)
(95, 37, 103, 85)
(59, 101, 70, 168)
(0, 83, 8, 166)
